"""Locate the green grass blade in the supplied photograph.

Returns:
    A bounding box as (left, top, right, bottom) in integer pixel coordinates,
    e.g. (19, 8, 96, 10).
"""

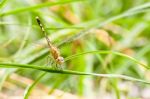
(0, 0, 8, 10)
(126, 2, 150, 13)
(21, 50, 150, 98)
(0, 69, 10, 91)
(24, 72, 46, 99)
(65, 50, 149, 69)
(96, 9, 150, 28)
(0, 0, 85, 16)
(0, 63, 149, 84)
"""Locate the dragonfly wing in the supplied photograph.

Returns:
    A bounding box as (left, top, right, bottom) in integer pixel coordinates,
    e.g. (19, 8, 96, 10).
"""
(31, 42, 49, 48)
(56, 29, 90, 47)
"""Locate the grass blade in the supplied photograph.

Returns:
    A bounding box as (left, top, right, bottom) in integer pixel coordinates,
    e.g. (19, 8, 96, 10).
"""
(65, 50, 149, 69)
(0, 0, 85, 16)
(24, 72, 46, 99)
(0, 0, 8, 10)
(0, 63, 149, 84)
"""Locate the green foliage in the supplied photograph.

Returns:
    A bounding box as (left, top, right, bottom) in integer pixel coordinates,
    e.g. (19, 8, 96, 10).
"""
(1, 0, 150, 99)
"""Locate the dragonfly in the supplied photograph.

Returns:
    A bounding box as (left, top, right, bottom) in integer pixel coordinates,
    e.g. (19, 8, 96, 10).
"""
(0, 18, 89, 66)
(36, 16, 65, 69)
(35, 16, 90, 69)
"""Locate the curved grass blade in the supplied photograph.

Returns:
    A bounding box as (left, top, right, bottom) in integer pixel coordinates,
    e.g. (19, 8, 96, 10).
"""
(126, 2, 150, 13)
(0, 0, 85, 16)
(24, 72, 46, 99)
(0, 63, 149, 84)
(65, 50, 149, 69)
(0, 69, 11, 91)
(1, 49, 150, 98)
(10, 50, 150, 98)
(96, 9, 150, 28)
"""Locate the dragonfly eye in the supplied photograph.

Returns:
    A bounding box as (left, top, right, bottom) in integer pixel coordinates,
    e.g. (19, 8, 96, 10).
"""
(56, 56, 64, 64)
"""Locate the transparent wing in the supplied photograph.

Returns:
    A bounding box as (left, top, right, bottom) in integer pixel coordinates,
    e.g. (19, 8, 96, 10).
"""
(1, 22, 90, 49)
(56, 29, 90, 47)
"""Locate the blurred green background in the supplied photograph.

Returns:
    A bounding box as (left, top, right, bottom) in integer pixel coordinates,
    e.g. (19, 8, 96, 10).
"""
(0, 0, 150, 99)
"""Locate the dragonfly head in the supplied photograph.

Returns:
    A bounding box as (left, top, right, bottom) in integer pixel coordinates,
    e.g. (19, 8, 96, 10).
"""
(56, 56, 64, 64)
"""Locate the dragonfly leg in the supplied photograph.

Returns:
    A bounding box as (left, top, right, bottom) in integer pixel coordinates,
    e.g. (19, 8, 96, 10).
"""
(46, 55, 52, 66)
(46, 56, 59, 70)
(55, 64, 63, 70)
(49, 60, 59, 70)
(51, 63, 58, 70)
(46, 56, 63, 70)
(46, 55, 56, 68)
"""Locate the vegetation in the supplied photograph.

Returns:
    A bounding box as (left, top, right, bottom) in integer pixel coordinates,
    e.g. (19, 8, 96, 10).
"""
(0, 0, 150, 99)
